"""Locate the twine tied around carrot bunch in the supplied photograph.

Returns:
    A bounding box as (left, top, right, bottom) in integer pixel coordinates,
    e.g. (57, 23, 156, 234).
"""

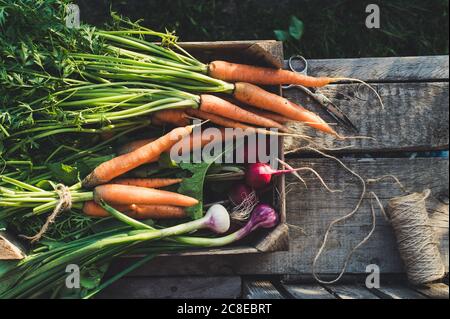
(22, 184, 72, 243)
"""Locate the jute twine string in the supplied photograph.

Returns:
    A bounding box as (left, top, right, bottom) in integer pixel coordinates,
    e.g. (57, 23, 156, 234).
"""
(386, 189, 445, 285)
(310, 148, 370, 285)
(23, 184, 72, 243)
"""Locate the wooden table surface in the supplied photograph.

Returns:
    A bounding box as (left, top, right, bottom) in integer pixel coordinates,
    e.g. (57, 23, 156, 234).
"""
(99, 55, 449, 299)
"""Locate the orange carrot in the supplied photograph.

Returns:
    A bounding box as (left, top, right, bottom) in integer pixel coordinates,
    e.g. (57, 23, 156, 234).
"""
(94, 184, 198, 207)
(186, 108, 257, 131)
(83, 200, 186, 219)
(83, 125, 194, 188)
(199, 94, 287, 131)
(117, 138, 157, 155)
(219, 96, 291, 124)
(153, 109, 190, 126)
(233, 82, 336, 135)
(174, 127, 227, 156)
(209, 61, 385, 108)
(82, 200, 133, 217)
(186, 109, 313, 141)
(117, 129, 227, 164)
(128, 204, 187, 219)
(240, 105, 291, 124)
(110, 178, 183, 188)
(208, 60, 336, 87)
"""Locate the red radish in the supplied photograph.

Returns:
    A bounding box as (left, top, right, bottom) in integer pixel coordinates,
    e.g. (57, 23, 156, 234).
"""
(245, 162, 301, 189)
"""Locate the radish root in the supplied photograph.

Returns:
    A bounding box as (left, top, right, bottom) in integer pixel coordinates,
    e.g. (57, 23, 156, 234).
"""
(367, 174, 407, 193)
(277, 158, 342, 193)
(230, 190, 258, 222)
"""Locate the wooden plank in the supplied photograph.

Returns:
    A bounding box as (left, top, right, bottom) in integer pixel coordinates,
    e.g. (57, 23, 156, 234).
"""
(0, 231, 25, 260)
(414, 283, 449, 299)
(242, 280, 284, 299)
(284, 82, 449, 152)
(97, 276, 241, 299)
(373, 284, 427, 299)
(325, 284, 379, 299)
(110, 158, 448, 277)
(284, 56, 449, 82)
(283, 284, 335, 299)
(181, 40, 283, 68)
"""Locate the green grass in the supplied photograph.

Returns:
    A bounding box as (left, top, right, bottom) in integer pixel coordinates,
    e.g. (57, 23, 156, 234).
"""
(76, 0, 448, 58)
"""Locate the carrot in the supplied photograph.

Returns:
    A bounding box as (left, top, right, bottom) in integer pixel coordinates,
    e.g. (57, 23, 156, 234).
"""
(219, 96, 291, 124)
(117, 138, 157, 155)
(153, 109, 190, 126)
(117, 129, 226, 163)
(83, 200, 133, 217)
(185, 109, 307, 140)
(175, 127, 227, 155)
(186, 108, 257, 131)
(209, 61, 384, 108)
(209, 60, 339, 87)
(83, 200, 186, 219)
(199, 94, 287, 131)
(240, 105, 291, 124)
(110, 178, 183, 188)
(83, 125, 195, 188)
(128, 204, 186, 219)
(94, 184, 198, 207)
(232, 82, 337, 135)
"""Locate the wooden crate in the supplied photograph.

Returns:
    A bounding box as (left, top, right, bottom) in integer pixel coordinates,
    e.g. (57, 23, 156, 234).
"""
(178, 40, 288, 254)
(122, 40, 289, 259)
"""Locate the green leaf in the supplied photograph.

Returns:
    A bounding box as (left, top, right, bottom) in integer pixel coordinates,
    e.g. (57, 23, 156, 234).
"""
(177, 162, 210, 220)
(289, 16, 304, 40)
(177, 141, 240, 220)
(274, 30, 290, 41)
(80, 275, 100, 290)
(35, 179, 53, 190)
(47, 163, 79, 185)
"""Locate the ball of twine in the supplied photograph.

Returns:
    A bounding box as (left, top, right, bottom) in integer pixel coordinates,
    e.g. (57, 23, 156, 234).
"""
(387, 189, 445, 285)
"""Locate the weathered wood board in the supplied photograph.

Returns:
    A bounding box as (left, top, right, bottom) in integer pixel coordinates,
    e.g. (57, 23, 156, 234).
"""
(245, 281, 445, 299)
(414, 283, 449, 299)
(286, 56, 449, 82)
(110, 157, 448, 277)
(284, 82, 449, 152)
(242, 280, 284, 299)
(96, 276, 241, 299)
(282, 284, 335, 299)
(372, 284, 427, 299)
(325, 284, 380, 299)
(0, 231, 25, 260)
